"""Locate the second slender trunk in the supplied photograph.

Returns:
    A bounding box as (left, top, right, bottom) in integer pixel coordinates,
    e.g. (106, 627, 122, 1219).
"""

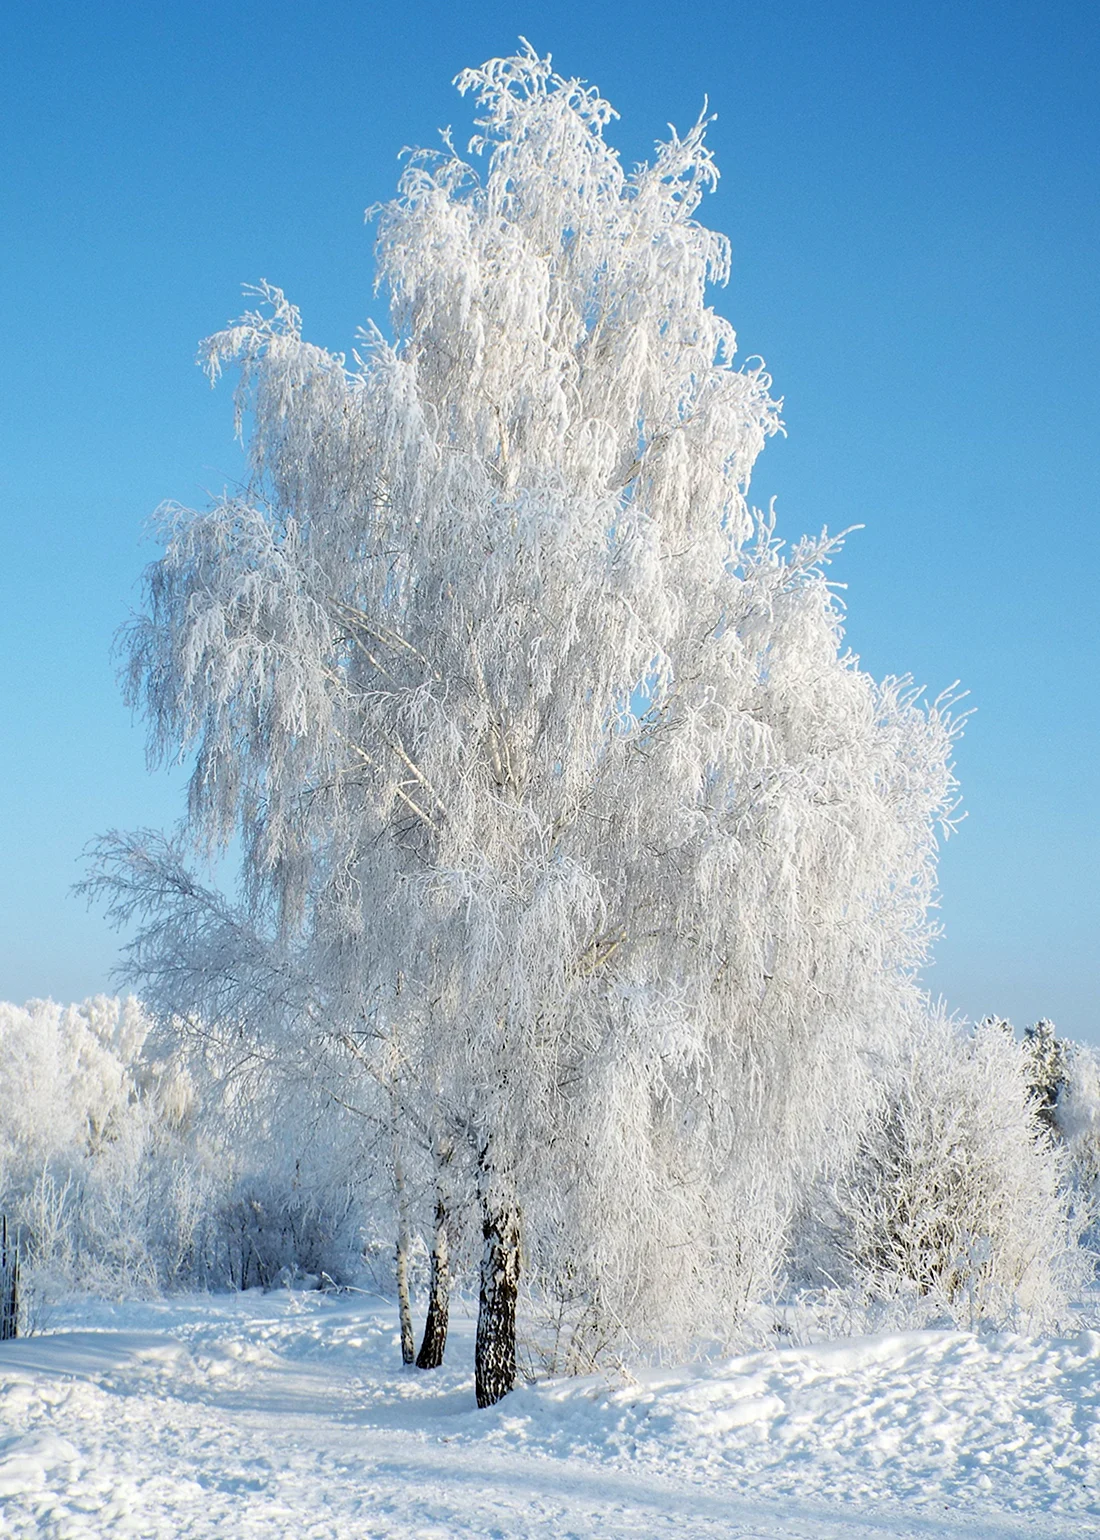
(395, 1233, 415, 1365)
(415, 1189, 450, 1369)
(392, 1108, 415, 1366)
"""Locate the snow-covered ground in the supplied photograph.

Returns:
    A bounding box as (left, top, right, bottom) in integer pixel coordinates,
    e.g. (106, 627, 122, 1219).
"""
(1, 1291, 1097, 1538)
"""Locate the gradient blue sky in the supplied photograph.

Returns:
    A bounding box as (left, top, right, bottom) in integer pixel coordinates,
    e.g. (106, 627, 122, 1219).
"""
(1, 1, 1097, 1038)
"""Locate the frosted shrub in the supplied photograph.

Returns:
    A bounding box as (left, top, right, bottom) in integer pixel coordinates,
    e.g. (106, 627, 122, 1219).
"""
(821, 1013, 1078, 1328)
(0, 997, 371, 1294)
(1051, 1042, 1100, 1261)
(0, 996, 190, 1290)
(1057, 1044, 1100, 1158)
(204, 1067, 372, 1290)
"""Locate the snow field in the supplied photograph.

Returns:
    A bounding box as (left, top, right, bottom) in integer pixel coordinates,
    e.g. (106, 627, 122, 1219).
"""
(1, 1291, 1098, 1537)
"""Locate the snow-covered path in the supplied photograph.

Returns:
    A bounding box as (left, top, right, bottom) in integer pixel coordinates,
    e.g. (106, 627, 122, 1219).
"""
(0, 1293, 1097, 1537)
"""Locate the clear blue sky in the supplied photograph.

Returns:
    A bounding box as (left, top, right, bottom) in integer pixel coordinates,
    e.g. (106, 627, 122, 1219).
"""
(1, 1, 1097, 1038)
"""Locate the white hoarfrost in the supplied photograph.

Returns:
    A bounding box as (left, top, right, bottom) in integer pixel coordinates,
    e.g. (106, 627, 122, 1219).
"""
(82, 44, 1076, 1380)
(1058, 1044, 1100, 1159)
(0, 996, 374, 1296)
(811, 1012, 1082, 1328)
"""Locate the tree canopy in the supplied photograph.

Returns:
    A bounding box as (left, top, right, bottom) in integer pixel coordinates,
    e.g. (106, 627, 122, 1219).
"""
(96, 45, 969, 1402)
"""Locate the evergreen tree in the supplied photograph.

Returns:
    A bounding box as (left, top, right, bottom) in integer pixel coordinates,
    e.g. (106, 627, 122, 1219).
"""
(1022, 1019, 1071, 1135)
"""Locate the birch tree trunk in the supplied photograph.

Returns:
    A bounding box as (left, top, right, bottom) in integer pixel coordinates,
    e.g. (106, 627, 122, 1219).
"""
(392, 1111, 415, 1366)
(475, 1154, 520, 1408)
(415, 1187, 450, 1369)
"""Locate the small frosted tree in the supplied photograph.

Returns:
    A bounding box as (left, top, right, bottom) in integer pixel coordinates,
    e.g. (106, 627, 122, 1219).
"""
(1017, 1022, 1100, 1260)
(815, 1012, 1077, 1327)
(1021, 1018, 1072, 1135)
(101, 45, 960, 1403)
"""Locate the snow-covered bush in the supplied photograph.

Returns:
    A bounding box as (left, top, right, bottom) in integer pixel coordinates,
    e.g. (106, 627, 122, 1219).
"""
(199, 1052, 377, 1291)
(0, 996, 198, 1291)
(1057, 1043, 1100, 1158)
(1050, 1040, 1100, 1259)
(810, 1012, 1080, 1328)
(0, 996, 372, 1294)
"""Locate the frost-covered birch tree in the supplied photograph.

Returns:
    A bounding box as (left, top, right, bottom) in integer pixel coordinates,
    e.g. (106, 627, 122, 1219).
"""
(102, 45, 960, 1405)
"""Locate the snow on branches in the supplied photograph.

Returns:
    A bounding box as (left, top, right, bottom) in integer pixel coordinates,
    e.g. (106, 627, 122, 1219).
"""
(84, 45, 1076, 1389)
